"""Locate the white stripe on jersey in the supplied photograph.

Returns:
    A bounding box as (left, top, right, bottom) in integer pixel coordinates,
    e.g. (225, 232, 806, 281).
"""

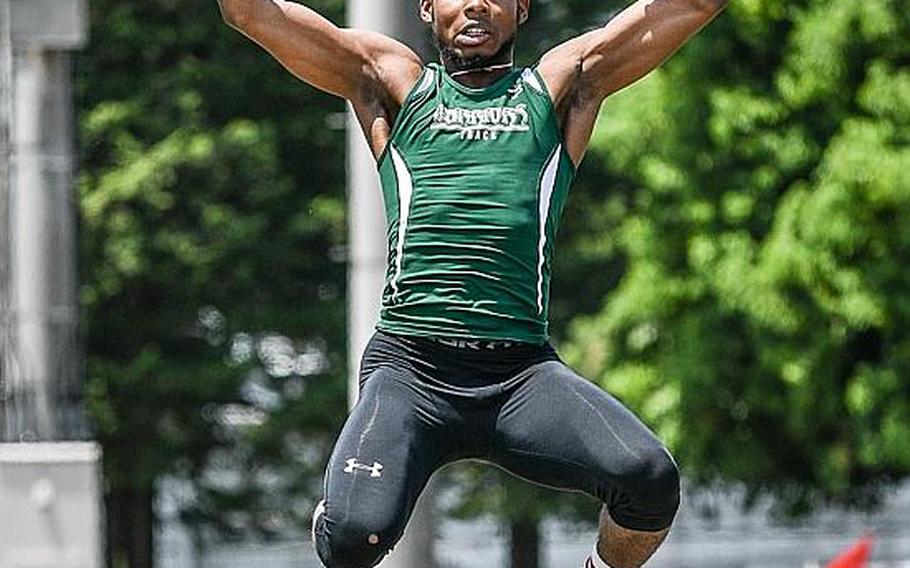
(390, 146, 415, 297)
(537, 145, 562, 314)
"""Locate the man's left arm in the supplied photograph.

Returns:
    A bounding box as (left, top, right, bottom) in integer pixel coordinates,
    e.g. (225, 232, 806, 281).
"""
(538, 0, 728, 107)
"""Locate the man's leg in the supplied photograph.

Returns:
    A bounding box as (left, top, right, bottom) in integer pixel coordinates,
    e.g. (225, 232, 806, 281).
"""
(492, 361, 679, 568)
(588, 509, 669, 568)
(312, 366, 444, 568)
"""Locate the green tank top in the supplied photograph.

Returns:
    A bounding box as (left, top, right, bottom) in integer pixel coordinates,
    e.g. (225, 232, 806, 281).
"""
(375, 63, 576, 343)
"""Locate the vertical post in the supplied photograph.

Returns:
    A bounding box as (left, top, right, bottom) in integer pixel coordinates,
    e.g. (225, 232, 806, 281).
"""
(346, 0, 428, 410)
(0, 0, 13, 440)
(2, 0, 88, 442)
(345, 109, 386, 411)
(345, 1, 437, 567)
(0, 3, 100, 567)
(9, 47, 79, 440)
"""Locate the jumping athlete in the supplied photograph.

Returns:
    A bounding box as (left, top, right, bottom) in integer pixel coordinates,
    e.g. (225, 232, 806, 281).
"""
(215, 0, 727, 566)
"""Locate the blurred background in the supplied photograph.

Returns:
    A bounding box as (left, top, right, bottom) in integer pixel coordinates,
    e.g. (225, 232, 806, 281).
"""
(1, 0, 909, 567)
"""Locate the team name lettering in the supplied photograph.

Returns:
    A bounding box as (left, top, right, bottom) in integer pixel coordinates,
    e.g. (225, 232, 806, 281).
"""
(430, 103, 531, 140)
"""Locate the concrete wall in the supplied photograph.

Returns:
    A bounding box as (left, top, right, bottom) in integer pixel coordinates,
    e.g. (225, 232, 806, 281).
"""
(0, 443, 103, 568)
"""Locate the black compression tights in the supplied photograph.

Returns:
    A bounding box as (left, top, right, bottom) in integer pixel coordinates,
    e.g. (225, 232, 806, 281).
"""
(312, 331, 680, 568)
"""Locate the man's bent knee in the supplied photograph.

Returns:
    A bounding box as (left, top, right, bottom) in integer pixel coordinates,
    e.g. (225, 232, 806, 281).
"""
(609, 445, 680, 532)
(313, 505, 396, 568)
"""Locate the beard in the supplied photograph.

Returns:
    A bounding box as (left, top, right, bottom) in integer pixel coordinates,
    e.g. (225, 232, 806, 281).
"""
(432, 31, 516, 73)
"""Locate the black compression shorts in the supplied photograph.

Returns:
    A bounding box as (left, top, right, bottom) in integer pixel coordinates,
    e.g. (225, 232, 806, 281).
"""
(313, 331, 680, 568)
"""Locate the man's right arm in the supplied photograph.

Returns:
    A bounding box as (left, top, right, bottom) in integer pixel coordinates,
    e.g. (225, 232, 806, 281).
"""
(217, 0, 422, 105)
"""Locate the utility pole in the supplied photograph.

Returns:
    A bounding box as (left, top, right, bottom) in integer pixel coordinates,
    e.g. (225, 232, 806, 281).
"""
(0, 2, 100, 568)
(0, 0, 13, 434)
(345, 1, 438, 567)
(2, 0, 87, 442)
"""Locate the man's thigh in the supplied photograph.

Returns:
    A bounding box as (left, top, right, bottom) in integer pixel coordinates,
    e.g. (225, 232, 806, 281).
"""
(314, 366, 445, 567)
(491, 360, 680, 531)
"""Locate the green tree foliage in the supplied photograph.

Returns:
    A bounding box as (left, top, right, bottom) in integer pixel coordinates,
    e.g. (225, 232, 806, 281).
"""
(560, 0, 910, 514)
(77, 0, 349, 564)
(77, 1, 910, 566)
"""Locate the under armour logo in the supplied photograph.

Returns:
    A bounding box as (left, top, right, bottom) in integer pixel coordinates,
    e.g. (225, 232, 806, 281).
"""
(344, 458, 384, 478)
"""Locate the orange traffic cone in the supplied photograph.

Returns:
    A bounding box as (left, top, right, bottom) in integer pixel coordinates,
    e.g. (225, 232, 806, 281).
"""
(826, 535, 874, 568)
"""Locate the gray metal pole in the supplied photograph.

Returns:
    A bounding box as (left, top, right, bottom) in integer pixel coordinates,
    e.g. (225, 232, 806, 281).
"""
(346, 0, 428, 410)
(345, 2, 437, 567)
(3, 0, 87, 441)
(0, 4, 99, 567)
(0, 0, 13, 436)
(10, 47, 73, 439)
(345, 109, 386, 412)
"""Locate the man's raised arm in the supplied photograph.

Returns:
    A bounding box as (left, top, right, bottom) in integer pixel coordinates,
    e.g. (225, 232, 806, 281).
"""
(538, 0, 728, 106)
(216, 0, 422, 104)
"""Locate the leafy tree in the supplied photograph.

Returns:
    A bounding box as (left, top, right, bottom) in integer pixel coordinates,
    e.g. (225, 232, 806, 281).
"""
(77, 1, 910, 567)
(77, 1, 349, 566)
(560, 0, 910, 515)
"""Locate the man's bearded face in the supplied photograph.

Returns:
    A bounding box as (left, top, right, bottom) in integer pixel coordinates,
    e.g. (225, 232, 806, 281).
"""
(421, 0, 527, 71)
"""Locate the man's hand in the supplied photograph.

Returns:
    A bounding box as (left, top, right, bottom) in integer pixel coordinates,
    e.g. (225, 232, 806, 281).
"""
(217, 0, 422, 107)
(535, 0, 728, 166)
